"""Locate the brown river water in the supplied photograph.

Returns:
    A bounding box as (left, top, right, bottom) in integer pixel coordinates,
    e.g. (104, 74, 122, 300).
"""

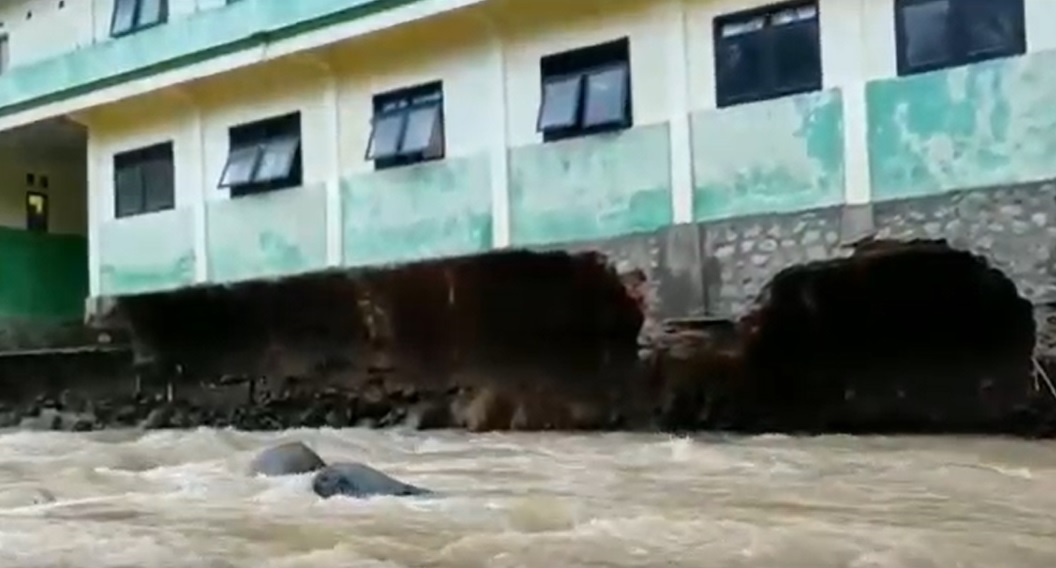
(0, 428, 1053, 567)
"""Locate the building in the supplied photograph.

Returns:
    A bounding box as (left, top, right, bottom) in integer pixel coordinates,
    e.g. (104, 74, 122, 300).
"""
(0, 0, 1052, 360)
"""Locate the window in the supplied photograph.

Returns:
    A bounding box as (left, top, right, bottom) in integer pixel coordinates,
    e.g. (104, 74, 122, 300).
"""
(367, 82, 444, 170)
(111, 0, 167, 38)
(895, 0, 1025, 76)
(537, 38, 632, 142)
(218, 112, 302, 197)
(0, 35, 8, 75)
(714, 2, 821, 108)
(113, 142, 175, 219)
(26, 192, 47, 233)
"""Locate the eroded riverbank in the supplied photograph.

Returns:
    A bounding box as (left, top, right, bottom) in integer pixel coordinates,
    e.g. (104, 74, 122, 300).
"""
(3, 239, 1056, 437)
(1, 428, 1055, 567)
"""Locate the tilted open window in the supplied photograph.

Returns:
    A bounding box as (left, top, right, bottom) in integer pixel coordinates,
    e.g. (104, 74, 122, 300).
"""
(111, 0, 168, 38)
(537, 38, 632, 142)
(714, 1, 821, 108)
(366, 81, 445, 170)
(114, 141, 175, 219)
(895, 0, 1025, 76)
(218, 112, 302, 197)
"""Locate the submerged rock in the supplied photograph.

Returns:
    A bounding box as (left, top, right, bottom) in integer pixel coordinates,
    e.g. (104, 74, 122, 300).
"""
(248, 441, 327, 477)
(311, 462, 431, 499)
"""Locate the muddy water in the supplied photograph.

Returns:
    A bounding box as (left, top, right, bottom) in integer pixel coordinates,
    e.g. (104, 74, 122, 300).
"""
(0, 429, 1054, 568)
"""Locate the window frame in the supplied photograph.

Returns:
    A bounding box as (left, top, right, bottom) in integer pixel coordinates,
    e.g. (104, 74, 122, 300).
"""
(536, 38, 633, 143)
(712, 1, 822, 109)
(366, 81, 445, 171)
(894, 0, 1026, 77)
(218, 112, 303, 197)
(110, 0, 168, 38)
(113, 141, 176, 219)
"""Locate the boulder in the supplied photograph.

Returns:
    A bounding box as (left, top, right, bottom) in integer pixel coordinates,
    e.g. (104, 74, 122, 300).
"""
(248, 441, 327, 477)
(311, 462, 432, 499)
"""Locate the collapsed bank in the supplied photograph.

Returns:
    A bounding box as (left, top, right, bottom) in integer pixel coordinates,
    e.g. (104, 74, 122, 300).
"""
(2, 236, 1055, 438)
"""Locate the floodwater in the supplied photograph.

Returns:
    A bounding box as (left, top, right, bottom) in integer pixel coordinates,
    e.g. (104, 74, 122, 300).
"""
(0, 429, 1054, 568)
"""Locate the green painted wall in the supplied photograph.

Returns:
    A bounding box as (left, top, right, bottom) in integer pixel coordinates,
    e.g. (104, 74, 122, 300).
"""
(508, 122, 673, 246)
(207, 184, 328, 283)
(867, 51, 1056, 201)
(0, 0, 422, 115)
(691, 89, 845, 221)
(98, 208, 196, 295)
(341, 154, 492, 266)
(0, 227, 87, 320)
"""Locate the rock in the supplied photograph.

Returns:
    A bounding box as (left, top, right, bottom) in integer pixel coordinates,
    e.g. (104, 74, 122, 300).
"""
(0, 409, 22, 429)
(70, 418, 95, 432)
(19, 408, 63, 431)
(324, 408, 349, 429)
(456, 388, 514, 432)
(248, 441, 327, 477)
(405, 399, 451, 430)
(140, 406, 174, 429)
(113, 404, 139, 426)
(311, 462, 432, 499)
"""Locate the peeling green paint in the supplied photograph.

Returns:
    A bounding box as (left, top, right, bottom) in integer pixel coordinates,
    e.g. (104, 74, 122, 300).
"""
(508, 123, 673, 246)
(867, 51, 1056, 200)
(206, 184, 328, 283)
(98, 208, 196, 295)
(341, 154, 493, 267)
(0, 0, 426, 115)
(0, 227, 87, 320)
(691, 89, 845, 221)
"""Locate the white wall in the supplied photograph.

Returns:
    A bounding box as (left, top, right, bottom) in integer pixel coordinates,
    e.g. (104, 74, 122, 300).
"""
(495, 0, 673, 148)
(0, 0, 229, 71)
(77, 0, 1056, 293)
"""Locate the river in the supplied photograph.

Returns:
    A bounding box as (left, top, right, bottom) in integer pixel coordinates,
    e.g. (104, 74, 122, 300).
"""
(0, 428, 1053, 567)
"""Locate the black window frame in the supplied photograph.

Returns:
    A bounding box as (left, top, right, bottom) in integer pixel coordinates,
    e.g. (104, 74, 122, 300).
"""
(366, 81, 445, 171)
(218, 112, 303, 198)
(537, 37, 633, 143)
(113, 141, 176, 219)
(713, 1, 822, 109)
(894, 0, 1025, 77)
(110, 0, 168, 38)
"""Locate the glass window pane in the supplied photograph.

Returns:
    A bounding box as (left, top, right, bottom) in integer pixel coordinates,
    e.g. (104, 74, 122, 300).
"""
(537, 75, 582, 132)
(583, 65, 629, 128)
(720, 16, 765, 37)
(715, 33, 765, 104)
(138, 0, 166, 27)
(773, 20, 821, 92)
(400, 104, 442, 155)
(142, 158, 175, 212)
(902, 0, 951, 70)
(219, 145, 260, 187)
(254, 136, 300, 182)
(110, 0, 137, 35)
(963, 0, 1022, 58)
(367, 113, 405, 159)
(114, 165, 144, 218)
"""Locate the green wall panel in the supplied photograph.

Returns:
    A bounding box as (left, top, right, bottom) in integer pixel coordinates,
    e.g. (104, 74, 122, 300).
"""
(206, 184, 328, 283)
(98, 208, 196, 296)
(867, 51, 1056, 200)
(508, 123, 673, 246)
(341, 154, 493, 267)
(691, 88, 845, 221)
